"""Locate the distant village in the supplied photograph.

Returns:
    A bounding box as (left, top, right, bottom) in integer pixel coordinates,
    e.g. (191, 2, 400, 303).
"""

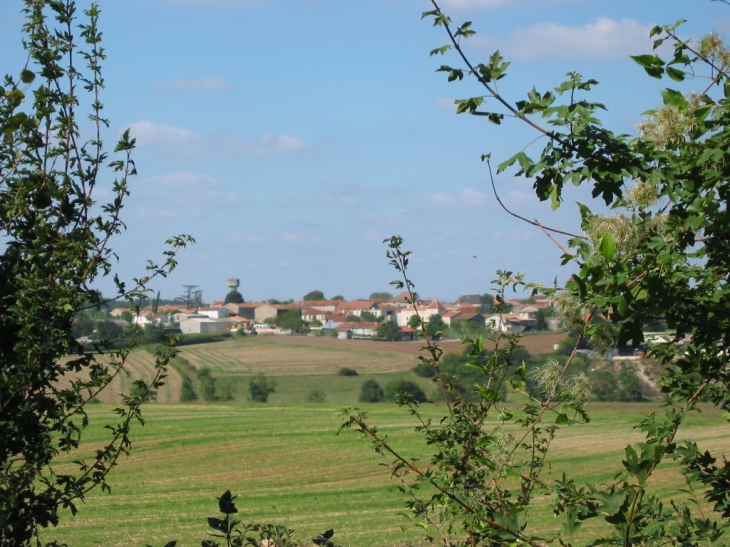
(109, 278, 562, 340)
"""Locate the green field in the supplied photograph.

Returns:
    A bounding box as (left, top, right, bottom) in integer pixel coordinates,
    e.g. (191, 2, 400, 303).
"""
(42, 403, 729, 547)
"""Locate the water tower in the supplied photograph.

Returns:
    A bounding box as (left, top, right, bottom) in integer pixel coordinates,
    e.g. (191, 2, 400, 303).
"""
(227, 278, 240, 292)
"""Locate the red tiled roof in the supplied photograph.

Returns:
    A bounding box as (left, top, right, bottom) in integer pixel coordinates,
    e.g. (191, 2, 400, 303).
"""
(336, 300, 376, 310)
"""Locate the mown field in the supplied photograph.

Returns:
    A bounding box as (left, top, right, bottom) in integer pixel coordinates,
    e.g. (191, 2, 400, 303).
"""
(42, 403, 729, 547)
(84, 333, 566, 404)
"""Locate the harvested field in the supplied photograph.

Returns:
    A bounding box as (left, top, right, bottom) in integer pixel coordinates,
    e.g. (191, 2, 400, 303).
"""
(42, 403, 729, 547)
(180, 337, 416, 376)
(180, 332, 567, 377)
(57, 349, 183, 404)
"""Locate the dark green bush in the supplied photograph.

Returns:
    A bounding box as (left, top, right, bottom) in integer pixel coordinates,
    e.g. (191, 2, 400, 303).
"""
(359, 379, 384, 402)
(338, 367, 358, 376)
(176, 332, 232, 346)
(180, 376, 198, 402)
(197, 368, 218, 402)
(249, 373, 277, 403)
(384, 380, 427, 403)
(413, 362, 436, 378)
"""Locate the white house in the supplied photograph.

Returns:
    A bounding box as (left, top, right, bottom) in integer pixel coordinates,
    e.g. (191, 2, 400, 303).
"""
(396, 299, 448, 327)
(179, 317, 237, 334)
(197, 307, 230, 319)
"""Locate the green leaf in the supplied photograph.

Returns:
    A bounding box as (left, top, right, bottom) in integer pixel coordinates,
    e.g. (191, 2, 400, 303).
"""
(207, 517, 228, 533)
(429, 45, 451, 56)
(550, 184, 560, 211)
(661, 88, 686, 109)
(599, 232, 617, 260)
(630, 54, 665, 78)
(666, 67, 685, 81)
(477, 386, 500, 402)
(20, 69, 35, 84)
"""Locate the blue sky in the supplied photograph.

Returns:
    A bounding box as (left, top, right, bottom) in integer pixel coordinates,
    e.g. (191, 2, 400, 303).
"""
(1, 0, 726, 303)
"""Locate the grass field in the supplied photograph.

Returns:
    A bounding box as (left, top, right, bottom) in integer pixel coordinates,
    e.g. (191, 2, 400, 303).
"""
(42, 403, 729, 547)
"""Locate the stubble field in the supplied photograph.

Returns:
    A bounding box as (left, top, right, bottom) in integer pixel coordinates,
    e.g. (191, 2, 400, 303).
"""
(85, 333, 567, 404)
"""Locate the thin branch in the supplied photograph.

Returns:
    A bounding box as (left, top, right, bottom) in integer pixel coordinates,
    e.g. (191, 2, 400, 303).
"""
(486, 158, 587, 240)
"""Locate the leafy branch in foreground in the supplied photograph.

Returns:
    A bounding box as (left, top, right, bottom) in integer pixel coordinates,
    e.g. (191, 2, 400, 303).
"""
(147, 491, 342, 547)
(1, 2, 192, 545)
(340, 2, 730, 544)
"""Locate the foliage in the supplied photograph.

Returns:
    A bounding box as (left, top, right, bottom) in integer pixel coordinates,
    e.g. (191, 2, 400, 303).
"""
(129, 381, 157, 403)
(279, 309, 304, 333)
(339, 3, 730, 546)
(176, 332, 232, 346)
(534, 309, 548, 331)
(71, 314, 96, 338)
(447, 318, 490, 339)
(589, 363, 646, 403)
(376, 321, 401, 341)
(337, 367, 359, 376)
(425, 314, 447, 339)
(306, 389, 327, 403)
(0, 3, 192, 544)
(358, 380, 384, 403)
(303, 290, 325, 301)
(180, 376, 198, 402)
(148, 490, 342, 547)
(331, 295, 345, 301)
(346, 314, 361, 322)
(197, 368, 219, 402)
(179, 285, 202, 309)
(413, 362, 437, 378)
(248, 374, 277, 403)
(224, 290, 244, 304)
(369, 292, 393, 300)
(383, 380, 427, 403)
(360, 310, 381, 322)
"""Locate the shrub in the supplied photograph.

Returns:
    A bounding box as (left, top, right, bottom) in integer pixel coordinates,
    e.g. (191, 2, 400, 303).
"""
(306, 389, 327, 403)
(218, 382, 235, 402)
(180, 376, 198, 402)
(412, 362, 436, 378)
(249, 373, 276, 403)
(338, 367, 358, 376)
(384, 380, 427, 403)
(359, 379, 384, 403)
(197, 368, 218, 402)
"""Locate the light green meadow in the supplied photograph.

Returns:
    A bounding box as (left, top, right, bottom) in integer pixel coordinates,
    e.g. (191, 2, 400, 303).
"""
(41, 403, 729, 547)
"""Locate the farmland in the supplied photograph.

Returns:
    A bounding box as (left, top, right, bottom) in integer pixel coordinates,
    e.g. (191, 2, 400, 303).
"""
(42, 403, 729, 547)
(88, 333, 566, 404)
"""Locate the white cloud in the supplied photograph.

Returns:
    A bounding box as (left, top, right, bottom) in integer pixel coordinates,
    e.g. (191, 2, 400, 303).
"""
(156, 0, 262, 6)
(317, 193, 357, 207)
(280, 232, 319, 243)
(129, 120, 198, 148)
(359, 209, 409, 225)
(435, 97, 457, 112)
(140, 170, 218, 187)
(410, 188, 487, 208)
(227, 233, 268, 244)
(255, 133, 307, 154)
(155, 77, 235, 91)
(483, 17, 653, 60)
(126, 121, 308, 157)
